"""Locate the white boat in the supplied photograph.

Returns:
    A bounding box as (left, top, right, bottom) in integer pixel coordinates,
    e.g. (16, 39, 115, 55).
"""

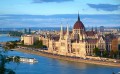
(7, 56, 38, 63)
(20, 57, 38, 63)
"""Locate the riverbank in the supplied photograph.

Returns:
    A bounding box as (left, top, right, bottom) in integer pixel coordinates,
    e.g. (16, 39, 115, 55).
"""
(13, 48, 120, 67)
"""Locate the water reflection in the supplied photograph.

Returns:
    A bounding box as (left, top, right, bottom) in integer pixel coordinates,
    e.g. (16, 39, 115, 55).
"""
(58, 59, 87, 70)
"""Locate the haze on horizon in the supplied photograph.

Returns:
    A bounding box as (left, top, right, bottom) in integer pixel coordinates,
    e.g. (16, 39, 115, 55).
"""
(0, 0, 120, 28)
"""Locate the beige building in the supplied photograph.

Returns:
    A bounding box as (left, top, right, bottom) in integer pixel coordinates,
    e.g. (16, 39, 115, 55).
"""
(39, 34, 49, 47)
(111, 37, 120, 51)
(22, 35, 34, 45)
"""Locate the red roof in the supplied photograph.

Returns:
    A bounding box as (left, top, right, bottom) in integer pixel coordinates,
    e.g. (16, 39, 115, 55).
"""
(73, 14, 85, 29)
(86, 31, 95, 36)
(86, 39, 98, 43)
(73, 20, 85, 29)
(50, 35, 60, 41)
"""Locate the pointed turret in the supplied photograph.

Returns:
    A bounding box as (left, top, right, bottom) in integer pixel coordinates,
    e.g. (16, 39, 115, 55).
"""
(67, 25, 69, 36)
(78, 12, 80, 21)
(61, 25, 63, 33)
(60, 25, 63, 40)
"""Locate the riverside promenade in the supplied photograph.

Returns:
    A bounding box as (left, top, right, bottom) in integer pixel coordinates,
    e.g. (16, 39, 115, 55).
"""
(13, 47, 120, 67)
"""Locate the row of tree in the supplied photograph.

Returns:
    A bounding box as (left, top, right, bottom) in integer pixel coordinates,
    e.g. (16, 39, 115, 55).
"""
(20, 40, 47, 49)
(9, 31, 23, 37)
(4, 39, 47, 50)
(3, 40, 19, 50)
(93, 47, 120, 59)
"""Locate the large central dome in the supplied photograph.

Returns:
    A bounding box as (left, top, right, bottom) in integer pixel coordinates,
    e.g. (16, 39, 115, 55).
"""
(73, 14, 85, 29)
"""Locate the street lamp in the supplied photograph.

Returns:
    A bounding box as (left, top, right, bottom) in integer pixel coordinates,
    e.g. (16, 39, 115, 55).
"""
(100, 49, 103, 57)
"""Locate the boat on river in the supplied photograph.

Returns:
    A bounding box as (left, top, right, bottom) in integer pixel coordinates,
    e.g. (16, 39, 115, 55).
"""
(19, 57, 38, 63)
(6, 56, 38, 63)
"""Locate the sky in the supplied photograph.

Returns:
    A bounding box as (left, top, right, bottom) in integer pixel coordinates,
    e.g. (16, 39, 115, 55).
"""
(0, 0, 120, 15)
(0, 0, 120, 28)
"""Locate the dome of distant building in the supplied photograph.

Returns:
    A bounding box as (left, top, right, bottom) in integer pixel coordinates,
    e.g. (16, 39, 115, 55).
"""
(73, 14, 85, 29)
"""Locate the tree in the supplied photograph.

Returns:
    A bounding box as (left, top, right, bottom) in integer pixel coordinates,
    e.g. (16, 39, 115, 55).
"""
(110, 50, 119, 59)
(103, 50, 108, 57)
(114, 50, 119, 58)
(21, 40, 24, 45)
(33, 40, 43, 48)
(9, 31, 23, 37)
(5, 40, 19, 49)
(118, 50, 120, 59)
(0, 50, 16, 74)
(110, 50, 114, 58)
(93, 47, 100, 56)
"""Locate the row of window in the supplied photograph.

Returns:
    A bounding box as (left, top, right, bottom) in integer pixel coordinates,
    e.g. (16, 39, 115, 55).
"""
(86, 45, 96, 48)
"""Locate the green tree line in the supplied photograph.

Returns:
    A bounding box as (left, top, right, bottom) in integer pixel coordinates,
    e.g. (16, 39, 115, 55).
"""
(9, 31, 23, 37)
(93, 47, 120, 59)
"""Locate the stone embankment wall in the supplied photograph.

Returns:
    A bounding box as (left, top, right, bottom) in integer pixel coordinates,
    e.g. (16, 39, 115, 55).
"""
(14, 48, 120, 67)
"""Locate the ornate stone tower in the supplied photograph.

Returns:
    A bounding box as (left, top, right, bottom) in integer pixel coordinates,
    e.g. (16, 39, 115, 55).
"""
(73, 13, 85, 41)
(65, 25, 71, 53)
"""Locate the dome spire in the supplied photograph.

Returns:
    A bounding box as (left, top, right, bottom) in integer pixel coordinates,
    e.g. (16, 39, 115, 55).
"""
(73, 12, 85, 29)
(78, 12, 80, 21)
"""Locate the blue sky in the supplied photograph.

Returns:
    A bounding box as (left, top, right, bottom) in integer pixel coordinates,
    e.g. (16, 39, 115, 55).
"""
(0, 0, 120, 28)
(0, 0, 120, 15)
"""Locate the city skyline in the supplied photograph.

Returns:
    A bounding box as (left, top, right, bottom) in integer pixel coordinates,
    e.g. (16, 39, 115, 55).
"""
(0, 1, 120, 73)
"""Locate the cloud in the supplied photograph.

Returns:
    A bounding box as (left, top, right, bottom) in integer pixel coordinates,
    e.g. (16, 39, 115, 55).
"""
(0, 15, 10, 18)
(87, 4, 120, 11)
(32, 0, 74, 3)
(0, 14, 120, 28)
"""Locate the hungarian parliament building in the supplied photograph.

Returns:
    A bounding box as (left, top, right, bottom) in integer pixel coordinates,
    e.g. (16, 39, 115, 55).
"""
(21, 14, 120, 58)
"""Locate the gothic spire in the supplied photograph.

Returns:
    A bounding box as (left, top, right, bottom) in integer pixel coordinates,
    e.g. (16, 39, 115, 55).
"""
(78, 12, 80, 21)
(60, 25, 63, 40)
(67, 25, 69, 36)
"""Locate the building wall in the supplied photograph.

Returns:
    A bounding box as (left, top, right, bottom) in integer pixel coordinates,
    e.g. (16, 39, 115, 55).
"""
(48, 40, 54, 52)
(72, 42, 86, 57)
(39, 36, 49, 47)
(86, 43, 96, 56)
(59, 40, 66, 54)
(97, 37, 106, 50)
(23, 35, 34, 45)
(111, 38, 118, 51)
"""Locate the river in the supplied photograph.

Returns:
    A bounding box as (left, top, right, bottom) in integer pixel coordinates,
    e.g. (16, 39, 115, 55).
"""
(0, 34, 119, 74)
